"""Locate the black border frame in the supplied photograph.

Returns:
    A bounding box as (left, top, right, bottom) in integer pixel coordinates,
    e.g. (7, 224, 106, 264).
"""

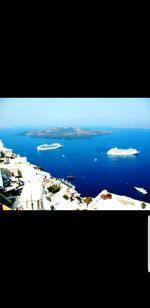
(1, 63, 150, 281)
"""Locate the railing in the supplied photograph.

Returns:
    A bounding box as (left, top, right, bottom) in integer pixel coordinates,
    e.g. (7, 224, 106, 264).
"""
(60, 178, 75, 189)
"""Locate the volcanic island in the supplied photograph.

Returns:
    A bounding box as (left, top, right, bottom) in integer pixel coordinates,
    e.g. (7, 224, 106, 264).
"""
(21, 127, 112, 139)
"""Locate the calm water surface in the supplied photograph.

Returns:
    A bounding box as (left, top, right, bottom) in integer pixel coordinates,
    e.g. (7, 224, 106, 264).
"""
(1, 127, 150, 202)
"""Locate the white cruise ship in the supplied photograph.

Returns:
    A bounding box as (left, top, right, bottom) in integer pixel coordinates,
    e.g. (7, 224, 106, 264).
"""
(107, 147, 140, 156)
(37, 143, 63, 151)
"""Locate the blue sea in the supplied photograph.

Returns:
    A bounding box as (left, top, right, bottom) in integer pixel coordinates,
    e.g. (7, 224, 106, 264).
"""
(0, 126, 150, 203)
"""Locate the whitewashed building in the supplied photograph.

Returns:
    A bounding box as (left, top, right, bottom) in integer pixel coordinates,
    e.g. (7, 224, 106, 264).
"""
(12, 155, 27, 164)
(16, 181, 45, 210)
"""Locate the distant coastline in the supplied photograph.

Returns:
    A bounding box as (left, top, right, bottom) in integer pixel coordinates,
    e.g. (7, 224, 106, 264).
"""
(114, 124, 150, 129)
(20, 127, 112, 140)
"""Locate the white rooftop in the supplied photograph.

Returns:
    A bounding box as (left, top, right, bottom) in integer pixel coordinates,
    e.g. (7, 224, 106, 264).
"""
(88, 190, 150, 210)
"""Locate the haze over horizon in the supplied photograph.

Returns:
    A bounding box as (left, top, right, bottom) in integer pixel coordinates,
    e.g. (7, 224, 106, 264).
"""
(0, 98, 150, 128)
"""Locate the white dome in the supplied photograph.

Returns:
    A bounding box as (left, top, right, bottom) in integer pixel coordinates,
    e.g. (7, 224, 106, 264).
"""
(20, 181, 44, 202)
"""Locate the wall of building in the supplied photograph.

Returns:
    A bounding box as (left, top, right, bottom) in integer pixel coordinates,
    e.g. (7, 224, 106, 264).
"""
(0, 170, 3, 188)
(22, 199, 43, 210)
(2, 168, 19, 177)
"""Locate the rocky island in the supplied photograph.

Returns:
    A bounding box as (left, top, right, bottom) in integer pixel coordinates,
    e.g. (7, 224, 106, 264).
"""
(21, 127, 112, 139)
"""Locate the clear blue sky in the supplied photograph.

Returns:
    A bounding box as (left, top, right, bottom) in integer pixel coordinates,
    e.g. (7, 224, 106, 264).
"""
(0, 98, 150, 128)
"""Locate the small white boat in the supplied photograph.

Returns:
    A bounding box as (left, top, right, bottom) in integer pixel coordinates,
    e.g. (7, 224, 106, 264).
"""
(134, 187, 147, 194)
